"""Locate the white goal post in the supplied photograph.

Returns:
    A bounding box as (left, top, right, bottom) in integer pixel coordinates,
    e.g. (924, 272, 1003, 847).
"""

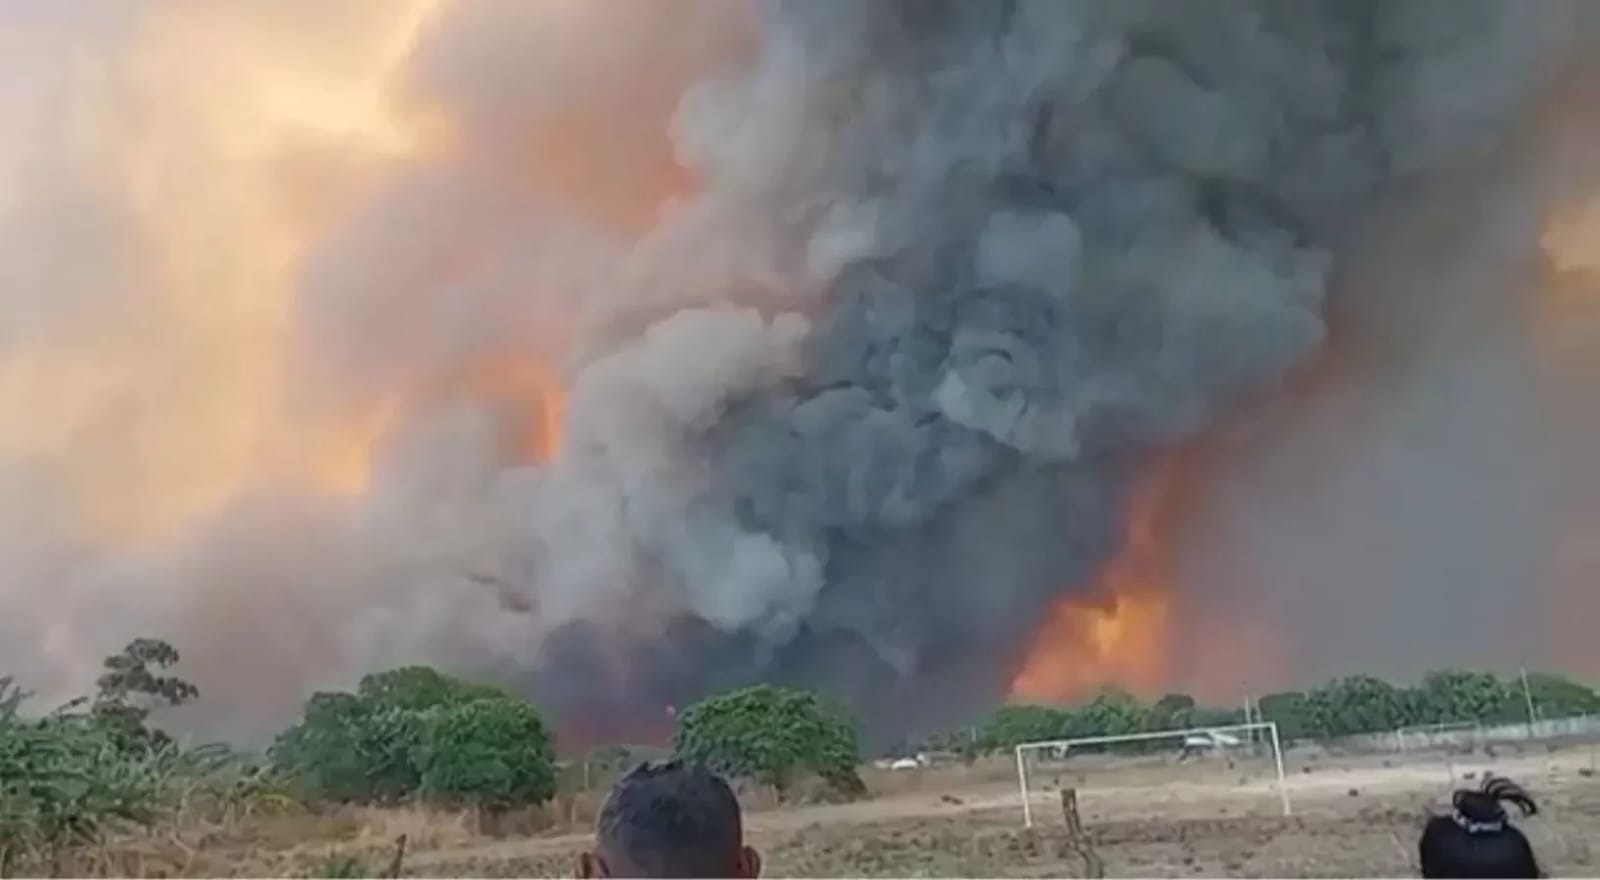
(1014, 721, 1291, 828)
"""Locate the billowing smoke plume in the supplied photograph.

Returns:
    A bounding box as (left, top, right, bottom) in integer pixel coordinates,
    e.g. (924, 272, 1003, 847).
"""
(1166, 26, 1600, 693)
(0, 0, 1579, 744)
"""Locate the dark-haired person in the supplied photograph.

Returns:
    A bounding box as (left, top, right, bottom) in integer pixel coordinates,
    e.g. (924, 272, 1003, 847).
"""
(1419, 775, 1542, 879)
(579, 760, 762, 878)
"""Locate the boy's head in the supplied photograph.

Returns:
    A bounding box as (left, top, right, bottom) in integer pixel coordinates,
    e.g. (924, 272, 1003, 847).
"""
(580, 760, 760, 879)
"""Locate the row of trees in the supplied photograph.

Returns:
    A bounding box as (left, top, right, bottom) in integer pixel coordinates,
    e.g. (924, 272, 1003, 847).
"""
(954, 670, 1600, 755)
(1257, 670, 1600, 740)
(270, 677, 866, 807)
(9, 637, 1595, 873)
(4, 640, 870, 872)
(944, 688, 1234, 756)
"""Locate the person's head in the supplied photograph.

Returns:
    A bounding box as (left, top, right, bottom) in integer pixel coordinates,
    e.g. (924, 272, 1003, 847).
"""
(579, 760, 760, 879)
(1419, 775, 1541, 879)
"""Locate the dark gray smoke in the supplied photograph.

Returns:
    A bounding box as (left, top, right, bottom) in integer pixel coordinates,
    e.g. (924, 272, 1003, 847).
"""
(519, 0, 1571, 740)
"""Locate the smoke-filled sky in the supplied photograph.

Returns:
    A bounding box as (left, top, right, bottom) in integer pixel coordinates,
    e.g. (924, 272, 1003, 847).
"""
(1, 0, 1595, 746)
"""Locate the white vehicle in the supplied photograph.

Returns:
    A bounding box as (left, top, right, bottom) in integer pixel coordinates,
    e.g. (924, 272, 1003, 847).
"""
(1183, 729, 1243, 749)
(887, 753, 930, 771)
(1178, 729, 1243, 760)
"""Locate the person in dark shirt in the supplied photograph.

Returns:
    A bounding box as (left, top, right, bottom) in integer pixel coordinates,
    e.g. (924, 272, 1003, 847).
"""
(1419, 775, 1541, 879)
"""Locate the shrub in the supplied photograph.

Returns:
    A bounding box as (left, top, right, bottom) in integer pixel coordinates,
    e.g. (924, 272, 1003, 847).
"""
(0, 674, 236, 874)
(673, 685, 864, 797)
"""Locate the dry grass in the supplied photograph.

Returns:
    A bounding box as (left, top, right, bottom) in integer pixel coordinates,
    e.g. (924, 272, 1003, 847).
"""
(346, 806, 479, 852)
(44, 744, 1600, 877)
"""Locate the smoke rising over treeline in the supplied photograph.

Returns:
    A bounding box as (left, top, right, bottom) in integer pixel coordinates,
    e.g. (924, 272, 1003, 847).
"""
(0, 0, 1590, 745)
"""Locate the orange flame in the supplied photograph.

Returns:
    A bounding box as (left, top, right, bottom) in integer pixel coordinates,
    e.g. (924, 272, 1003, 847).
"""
(1009, 459, 1185, 702)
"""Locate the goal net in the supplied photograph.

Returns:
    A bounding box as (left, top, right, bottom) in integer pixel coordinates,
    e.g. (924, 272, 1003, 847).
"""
(1014, 721, 1290, 828)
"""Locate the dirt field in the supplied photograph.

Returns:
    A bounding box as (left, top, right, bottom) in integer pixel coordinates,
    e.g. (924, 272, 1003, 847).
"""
(137, 741, 1599, 877)
(399, 743, 1599, 878)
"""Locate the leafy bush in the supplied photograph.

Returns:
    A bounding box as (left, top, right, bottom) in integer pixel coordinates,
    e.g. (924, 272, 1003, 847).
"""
(673, 685, 864, 797)
(0, 712, 169, 871)
(0, 639, 214, 871)
(419, 700, 556, 809)
(0, 665, 268, 876)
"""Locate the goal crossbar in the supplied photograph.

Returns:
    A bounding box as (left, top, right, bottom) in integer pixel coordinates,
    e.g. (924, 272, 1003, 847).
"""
(1014, 721, 1290, 827)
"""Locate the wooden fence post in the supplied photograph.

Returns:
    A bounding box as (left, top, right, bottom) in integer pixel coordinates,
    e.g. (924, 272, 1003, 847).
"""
(386, 833, 408, 879)
(1060, 788, 1104, 879)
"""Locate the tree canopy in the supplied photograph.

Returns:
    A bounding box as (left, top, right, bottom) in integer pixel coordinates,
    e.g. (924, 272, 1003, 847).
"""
(673, 685, 865, 797)
(419, 699, 556, 809)
(83, 638, 198, 754)
(271, 665, 554, 808)
(958, 670, 1600, 754)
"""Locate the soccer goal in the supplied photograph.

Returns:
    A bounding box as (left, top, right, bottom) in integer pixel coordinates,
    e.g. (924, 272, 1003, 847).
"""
(1014, 721, 1291, 828)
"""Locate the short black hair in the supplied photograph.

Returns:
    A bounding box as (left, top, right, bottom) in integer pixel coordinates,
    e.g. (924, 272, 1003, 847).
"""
(1419, 775, 1541, 879)
(595, 760, 744, 878)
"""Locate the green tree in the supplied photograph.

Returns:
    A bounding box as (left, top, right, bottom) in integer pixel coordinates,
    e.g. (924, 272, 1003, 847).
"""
(418, 700, 556, 810)
(673, 685, 864, 797)
(1256, 691, 1313, 741)
(1409, 670, 1515, 725)
(272, 692, 439, 804)
(87, 638, 198, 754)
(355, 666, 508, 712)
(1521, 672, 1600, 718)
(95, 639, 198, 709)
(1146, 693, 1197, 730)
(1063, 687, 1146, 741)
(270, 666, 520, 805)
(266, 692, 373, 802)
(1304, 675, 1414, 738)
(974, 704, 1071, 753)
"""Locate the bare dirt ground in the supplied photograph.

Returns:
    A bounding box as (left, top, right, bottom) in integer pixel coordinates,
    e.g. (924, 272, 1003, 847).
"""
(396, 742, 1600, 878)
(138, 741, 1598, 877)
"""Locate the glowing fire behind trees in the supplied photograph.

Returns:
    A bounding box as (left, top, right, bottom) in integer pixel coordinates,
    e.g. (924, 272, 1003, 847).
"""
(1009, 460, 1182, 703)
